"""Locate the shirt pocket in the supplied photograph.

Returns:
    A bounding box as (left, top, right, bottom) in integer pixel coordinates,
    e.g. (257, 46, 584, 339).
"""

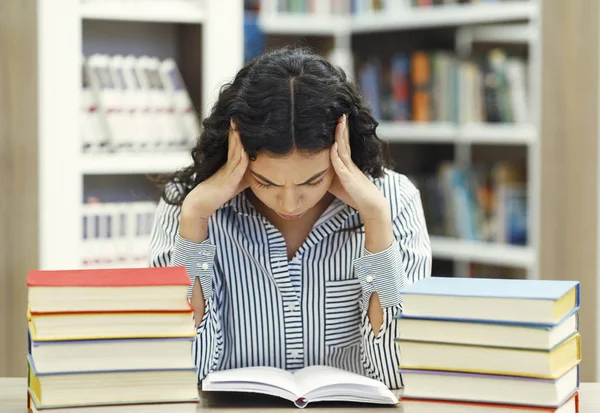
(324, 278, 362, 347)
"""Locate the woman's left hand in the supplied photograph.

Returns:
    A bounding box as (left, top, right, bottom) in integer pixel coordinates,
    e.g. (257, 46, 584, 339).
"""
(328, 114, 390, 221)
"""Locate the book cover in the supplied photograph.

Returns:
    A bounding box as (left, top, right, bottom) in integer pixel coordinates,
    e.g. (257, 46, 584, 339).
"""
(397, 277, 579, 302)
(400, 392, 579, 412)
(27, 266, 190, 288)
(399, 366, 580, 408)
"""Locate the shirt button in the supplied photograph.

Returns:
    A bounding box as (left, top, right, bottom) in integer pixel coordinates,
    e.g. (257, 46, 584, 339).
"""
(365, 275, 374, 283)
(290, 350, 301, 359)
(287, 303, 297, 312)
(200, 263, 209, 270)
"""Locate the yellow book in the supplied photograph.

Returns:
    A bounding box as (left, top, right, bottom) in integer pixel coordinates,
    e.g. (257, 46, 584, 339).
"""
(398, 333, 581, 379)
(28, 307, 195, 342)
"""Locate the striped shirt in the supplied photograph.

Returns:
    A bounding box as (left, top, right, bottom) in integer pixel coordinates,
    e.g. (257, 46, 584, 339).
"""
(149, 168, 432, 389)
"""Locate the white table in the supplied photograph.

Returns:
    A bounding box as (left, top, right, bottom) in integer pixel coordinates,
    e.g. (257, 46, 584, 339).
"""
(1, 378, 597, 412)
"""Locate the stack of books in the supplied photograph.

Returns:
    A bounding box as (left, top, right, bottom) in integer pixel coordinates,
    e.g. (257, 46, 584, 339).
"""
(395, 277, 581, 413)
(26, 267, 199, 413)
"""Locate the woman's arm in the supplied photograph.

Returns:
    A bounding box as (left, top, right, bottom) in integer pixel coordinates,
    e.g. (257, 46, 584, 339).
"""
(353, 190, 432, 389)
(361, 206, 394, 334)
(148, 191, 223, 381)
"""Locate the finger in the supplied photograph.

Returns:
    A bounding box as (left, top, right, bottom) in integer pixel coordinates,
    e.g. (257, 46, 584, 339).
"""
(342, 114, 351, 157)
(227, 120, 239, 161)
(227, 140, 246, 175)
(334, 119, 353, 169)
(330, 142, 348, 176)
(233, 150, 250, 194)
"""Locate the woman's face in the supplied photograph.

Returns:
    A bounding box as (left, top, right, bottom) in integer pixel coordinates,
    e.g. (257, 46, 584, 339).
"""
(248, 149, 334, 220)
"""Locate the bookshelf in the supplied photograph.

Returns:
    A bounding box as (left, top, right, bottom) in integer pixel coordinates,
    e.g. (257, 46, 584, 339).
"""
(38, 0, 244, 271)
(258, 0, 541, 279)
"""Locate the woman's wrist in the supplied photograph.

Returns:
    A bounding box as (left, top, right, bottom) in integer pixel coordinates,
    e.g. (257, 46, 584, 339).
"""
(179, 208, 210, 243)
(362, 205, 393, 254)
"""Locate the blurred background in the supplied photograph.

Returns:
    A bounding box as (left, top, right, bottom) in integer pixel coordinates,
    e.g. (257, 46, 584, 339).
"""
(0, 0, 597, 382)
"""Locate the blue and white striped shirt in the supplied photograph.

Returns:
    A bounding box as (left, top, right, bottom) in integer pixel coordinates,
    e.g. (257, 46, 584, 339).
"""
(149, 169, 432, 389)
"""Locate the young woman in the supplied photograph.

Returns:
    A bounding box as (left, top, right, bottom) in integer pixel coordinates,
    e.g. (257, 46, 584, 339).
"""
(149, 47, 432, 389)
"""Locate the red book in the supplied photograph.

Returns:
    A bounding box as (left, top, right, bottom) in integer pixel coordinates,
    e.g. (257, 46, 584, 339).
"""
(27, 266, 191, 313)
(27, 266, 190, 287)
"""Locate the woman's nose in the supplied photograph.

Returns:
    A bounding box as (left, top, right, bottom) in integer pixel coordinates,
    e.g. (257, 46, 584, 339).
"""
(280, 188, 300, 213)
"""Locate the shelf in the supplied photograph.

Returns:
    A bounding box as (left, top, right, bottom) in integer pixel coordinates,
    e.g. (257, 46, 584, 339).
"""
(459, 123, 536, 145)
(80, 1, 206, 24)
(351, 2, 537, 33)
(377, 122, 457, 143)
(430, 236, 535, 268)
(376, 122, 536, 145)
(81, 152, 192, 175)
(258, 13, 350, 35)
(464, 23, 535, 44)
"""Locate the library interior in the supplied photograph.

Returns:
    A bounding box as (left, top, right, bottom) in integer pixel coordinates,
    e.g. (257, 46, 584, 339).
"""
(1, 0, 599, 412)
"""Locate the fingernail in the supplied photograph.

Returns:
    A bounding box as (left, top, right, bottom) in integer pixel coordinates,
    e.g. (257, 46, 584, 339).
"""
(240, 148, 244, 159)
(334, 142, 338, 151)
(343, 114, 347, 124)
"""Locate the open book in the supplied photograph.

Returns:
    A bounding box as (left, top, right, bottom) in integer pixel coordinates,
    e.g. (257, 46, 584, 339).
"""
(202, 365, 398, 408)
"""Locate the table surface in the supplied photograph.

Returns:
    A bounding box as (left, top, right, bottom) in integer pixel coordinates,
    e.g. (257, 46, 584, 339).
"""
(0, 378, 597, 412)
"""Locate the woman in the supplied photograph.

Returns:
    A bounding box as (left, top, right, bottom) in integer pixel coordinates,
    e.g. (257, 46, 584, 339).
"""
(149, 47, 432, 389)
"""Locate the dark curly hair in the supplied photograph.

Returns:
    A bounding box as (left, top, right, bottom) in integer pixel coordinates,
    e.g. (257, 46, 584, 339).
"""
(158, 46, 392, 205)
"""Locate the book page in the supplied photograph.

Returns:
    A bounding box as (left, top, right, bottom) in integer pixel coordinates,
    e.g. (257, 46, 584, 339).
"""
(205, 366, 299, 397)
(293, 366, 389, 396)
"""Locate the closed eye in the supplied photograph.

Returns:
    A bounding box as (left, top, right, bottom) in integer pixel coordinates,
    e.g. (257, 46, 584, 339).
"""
(255, 181, 272, 189)
(304, 179, 325, 187)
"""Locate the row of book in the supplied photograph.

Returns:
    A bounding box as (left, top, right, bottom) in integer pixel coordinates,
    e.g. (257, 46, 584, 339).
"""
(409, 161, 527, 245)
(396, 276, 581, 412)
(271, 0, 521, 14)
(409, 0, 528, 7)
(81, 54, 200, 153)
(410, 0, 526, 7)
(358, 49, 528, 124)
(81, 201, 157, 269)
(26, 267, 199, 412)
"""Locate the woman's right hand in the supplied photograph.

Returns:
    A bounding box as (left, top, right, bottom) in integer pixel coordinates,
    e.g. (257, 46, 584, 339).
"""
(179, 121, 249, 242)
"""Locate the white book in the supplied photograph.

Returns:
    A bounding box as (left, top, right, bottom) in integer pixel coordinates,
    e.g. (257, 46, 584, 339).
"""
(31, 337, 195, 374)
(108, 55, 142, 150)
(87, 54, 127, 151)
(81, 202, 105, 269)
(106, 202, 129, 268)
(81, 56, 104, 152)
(159, 58, 200, 148)
(202, 365, 398, 408)
(137, 56, 178, 149)
(506, 58, 529, 124)
(122, 55, 154, 150)
(132, 56, 163, 149)
(82, 57, 110, 151)
(314, 0, 332, 15)
(124, 201, 157, 267)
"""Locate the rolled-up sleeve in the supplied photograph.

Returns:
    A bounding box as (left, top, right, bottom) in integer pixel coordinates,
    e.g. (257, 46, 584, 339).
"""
(356, 189, 432, 389)
(148, 189, 223, 382)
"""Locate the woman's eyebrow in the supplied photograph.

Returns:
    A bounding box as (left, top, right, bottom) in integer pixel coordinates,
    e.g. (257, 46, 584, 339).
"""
(249, 168, 329, 186)
(250, 171, 280, 186)
(300, 168, 329, 184)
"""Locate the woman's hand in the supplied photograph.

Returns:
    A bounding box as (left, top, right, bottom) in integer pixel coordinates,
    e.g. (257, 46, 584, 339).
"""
(328, 114, 390, 221)
(180, 121, 249, 242)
